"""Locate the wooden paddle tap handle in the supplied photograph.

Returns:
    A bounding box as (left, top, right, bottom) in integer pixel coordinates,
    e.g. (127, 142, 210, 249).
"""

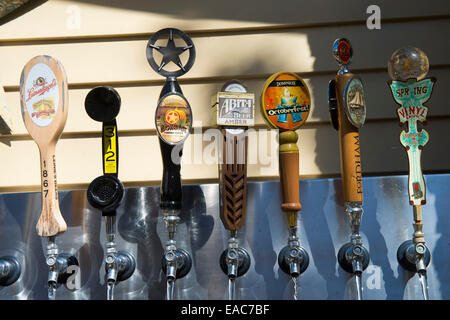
(219, 129, 248, 231)
(37, 145, 67, 237)
(279, 130, 301, 214)
(19, 55, 69, 237)
(336, 73, 363, 203)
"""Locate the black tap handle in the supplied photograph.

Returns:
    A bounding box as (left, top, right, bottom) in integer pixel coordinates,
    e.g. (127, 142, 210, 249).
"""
(159, 139, 182, 210)
(155, 78, 192, 211)
(85, 86, 123, 216)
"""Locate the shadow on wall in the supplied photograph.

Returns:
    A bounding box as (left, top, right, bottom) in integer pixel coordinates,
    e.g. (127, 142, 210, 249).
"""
(68, 0, 370, 25)
(0, 0, 47, 26)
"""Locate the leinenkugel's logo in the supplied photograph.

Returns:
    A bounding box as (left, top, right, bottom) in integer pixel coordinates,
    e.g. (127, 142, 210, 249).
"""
(25, 63, 59, 127)
(27, 77, 57, 119)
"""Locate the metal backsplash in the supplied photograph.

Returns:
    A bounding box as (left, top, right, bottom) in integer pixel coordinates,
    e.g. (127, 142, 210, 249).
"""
(0, 174, 448, 300)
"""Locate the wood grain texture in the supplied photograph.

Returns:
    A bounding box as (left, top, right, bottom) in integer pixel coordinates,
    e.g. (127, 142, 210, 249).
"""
(19, 55, 68, 237)
(336, 73, 363, 203)
(219, 129, 247, 231)
(278, 130, 301, 227)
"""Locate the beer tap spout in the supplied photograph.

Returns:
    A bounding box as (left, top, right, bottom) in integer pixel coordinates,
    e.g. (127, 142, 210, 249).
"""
(337, 203, 370, 300)
(161, 209, 192, 300)
(45, 236, 79, 300)
(103, 216, 136, 300)
(219, 234, 251, 300)
(278, 226, 309, 280)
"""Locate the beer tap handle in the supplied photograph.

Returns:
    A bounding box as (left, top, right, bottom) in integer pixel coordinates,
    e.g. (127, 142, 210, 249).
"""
(156, 78, 190, 211)
(219, 128, 248, 230)
(85, 86, 136, 297)
(278, 130, 301, 226)
(147, 28, 195, 293)
(335, 72, 363, 204)
(331, 38, 366, 204)
(85, 86, 124, 215)
(159, 139, 182, 210)
(213, 81, 253, 294)
(261, 72, 311, 284)
(332, 40, 370, 298)
(261, 72, 311, 224)
(387, 47, 435, 300)
(146, 28, 195, 211)
(215, 80, 253, 231)
(20, 55, 69, 237)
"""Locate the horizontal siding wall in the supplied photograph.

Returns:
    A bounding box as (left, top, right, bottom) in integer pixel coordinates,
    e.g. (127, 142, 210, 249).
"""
(0, 0, 449, 192)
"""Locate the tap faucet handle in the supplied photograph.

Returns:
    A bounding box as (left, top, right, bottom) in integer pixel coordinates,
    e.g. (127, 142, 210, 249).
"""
(85, 87, 124, 216)
(278, 130, 302, 216)
(148, 29, 195, 211)
(155, 82, 192, 210)
(85, 86, 121, 177)
(20, 55, 69, 237)
(219, 128, 248, 231)
(261, 72, 311, 227)
(215, 80, 253, 231)
(334, 76, 366, 203)
(331, 39, 367, 203)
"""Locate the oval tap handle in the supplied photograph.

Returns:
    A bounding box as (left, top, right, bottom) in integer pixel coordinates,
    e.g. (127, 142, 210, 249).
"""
(155, 79, 192, 211)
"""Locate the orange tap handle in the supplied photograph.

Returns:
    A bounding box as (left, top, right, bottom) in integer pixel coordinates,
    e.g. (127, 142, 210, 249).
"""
(335, 73, 363, 203)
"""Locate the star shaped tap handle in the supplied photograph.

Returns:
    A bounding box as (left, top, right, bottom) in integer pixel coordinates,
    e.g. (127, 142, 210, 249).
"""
(146, 28, 196, 78)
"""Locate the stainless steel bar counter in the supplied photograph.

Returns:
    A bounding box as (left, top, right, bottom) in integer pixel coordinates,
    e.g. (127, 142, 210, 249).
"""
(0, 173, 448, 300)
